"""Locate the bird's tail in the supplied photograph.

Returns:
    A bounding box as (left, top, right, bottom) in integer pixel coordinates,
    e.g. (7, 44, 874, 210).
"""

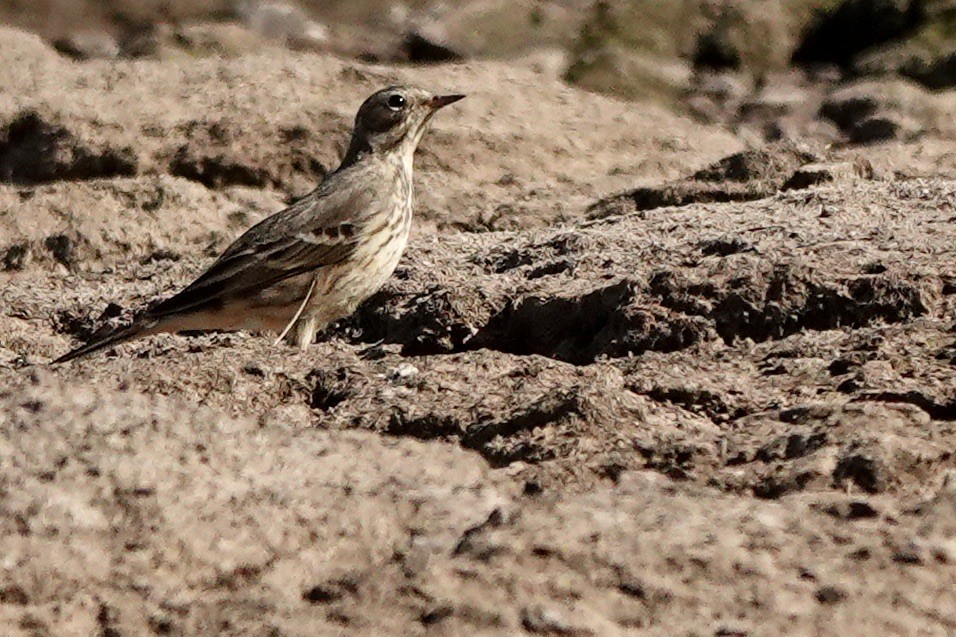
(52, 321, 154, 364)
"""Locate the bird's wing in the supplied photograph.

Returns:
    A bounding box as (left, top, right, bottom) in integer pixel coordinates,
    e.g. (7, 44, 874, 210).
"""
(146, 172, 382, 319)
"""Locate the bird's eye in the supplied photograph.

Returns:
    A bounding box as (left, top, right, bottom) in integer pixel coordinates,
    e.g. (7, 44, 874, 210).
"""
(387, 94, 406, 110)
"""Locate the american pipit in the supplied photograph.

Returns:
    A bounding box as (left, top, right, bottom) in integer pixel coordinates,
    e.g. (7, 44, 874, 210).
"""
(54, 85, 464, 363)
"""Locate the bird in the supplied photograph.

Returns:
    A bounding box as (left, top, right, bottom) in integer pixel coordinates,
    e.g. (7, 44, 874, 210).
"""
(53, 85, 464, 364)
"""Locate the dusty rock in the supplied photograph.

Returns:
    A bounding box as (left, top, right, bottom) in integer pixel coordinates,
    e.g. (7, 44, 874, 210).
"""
(819, 78, 956, 143)
(858, 44, 956, 89)
(905, 49, 955, 88)
(850, 0, 956, 89)
(51, 30, 120, 60)
(564, 0, 805, 103)
(565, 41, 695, 106)
(792, 0, 923, 66)
(234, 0, 329, 50)
(782, 159, 876, 190)
(402, 30, 463, 63)
(846, 137, 956, 179)
(587, 142, 822, 218)
(395, 0, 585, 60)
(730, 71, 847, 143)
(849, 112, 923, 143)
(563, 0, 949, 104)
(172, 21, 278, 57)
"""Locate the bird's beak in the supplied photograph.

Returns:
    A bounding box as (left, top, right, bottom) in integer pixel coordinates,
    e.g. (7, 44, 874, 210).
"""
(429, 94, 466, 110)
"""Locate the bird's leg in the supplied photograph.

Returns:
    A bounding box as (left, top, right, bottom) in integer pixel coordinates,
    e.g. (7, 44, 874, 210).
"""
(293, 315, 318, 350)
(273, 277, 317, 347)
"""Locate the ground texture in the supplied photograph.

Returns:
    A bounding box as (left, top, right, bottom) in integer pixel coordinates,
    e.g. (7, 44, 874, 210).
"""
(0, 18, 954, 637)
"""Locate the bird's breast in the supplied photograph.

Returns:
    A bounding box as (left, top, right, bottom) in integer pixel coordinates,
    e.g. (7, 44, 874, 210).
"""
(299, 156, 415, 323)
(306, 202, 412, 319)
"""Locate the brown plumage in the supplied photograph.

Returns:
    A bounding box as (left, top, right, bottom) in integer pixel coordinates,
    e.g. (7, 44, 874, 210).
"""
(54, 86, 464, 363)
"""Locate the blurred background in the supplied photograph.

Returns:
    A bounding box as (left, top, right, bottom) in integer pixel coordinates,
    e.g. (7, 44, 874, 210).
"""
(0, 0, 952, 144)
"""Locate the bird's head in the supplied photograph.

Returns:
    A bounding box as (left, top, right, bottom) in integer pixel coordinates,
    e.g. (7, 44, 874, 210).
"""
(345, 86, 464, 164)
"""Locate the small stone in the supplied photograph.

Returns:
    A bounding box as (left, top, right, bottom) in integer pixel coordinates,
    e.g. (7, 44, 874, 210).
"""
(815, 585, 847, 604)
(699, 235, 753, 257)
(233, 0, 329, 49)
(849, 115, 905, 144)
(53, 31, 120, 60)
(820, 93, 878, 130)
(2, 244, 28, 271)
(387, 363, 420, 382)
(403, 31, 463, 63)
(930, 539, 955, 564)
(892, 543, 924, 565)
(521, 605, 582, 634)
(782, 161, 872, 190)
(940, 469, 956, 496)
(833, 452, 884, 493)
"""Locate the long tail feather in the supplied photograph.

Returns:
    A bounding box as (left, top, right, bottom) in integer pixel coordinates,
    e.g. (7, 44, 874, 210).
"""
(52, 323, 149, 364)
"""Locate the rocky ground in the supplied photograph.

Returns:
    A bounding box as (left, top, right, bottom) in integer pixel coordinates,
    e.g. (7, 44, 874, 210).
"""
(0, 2, 954, 635)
